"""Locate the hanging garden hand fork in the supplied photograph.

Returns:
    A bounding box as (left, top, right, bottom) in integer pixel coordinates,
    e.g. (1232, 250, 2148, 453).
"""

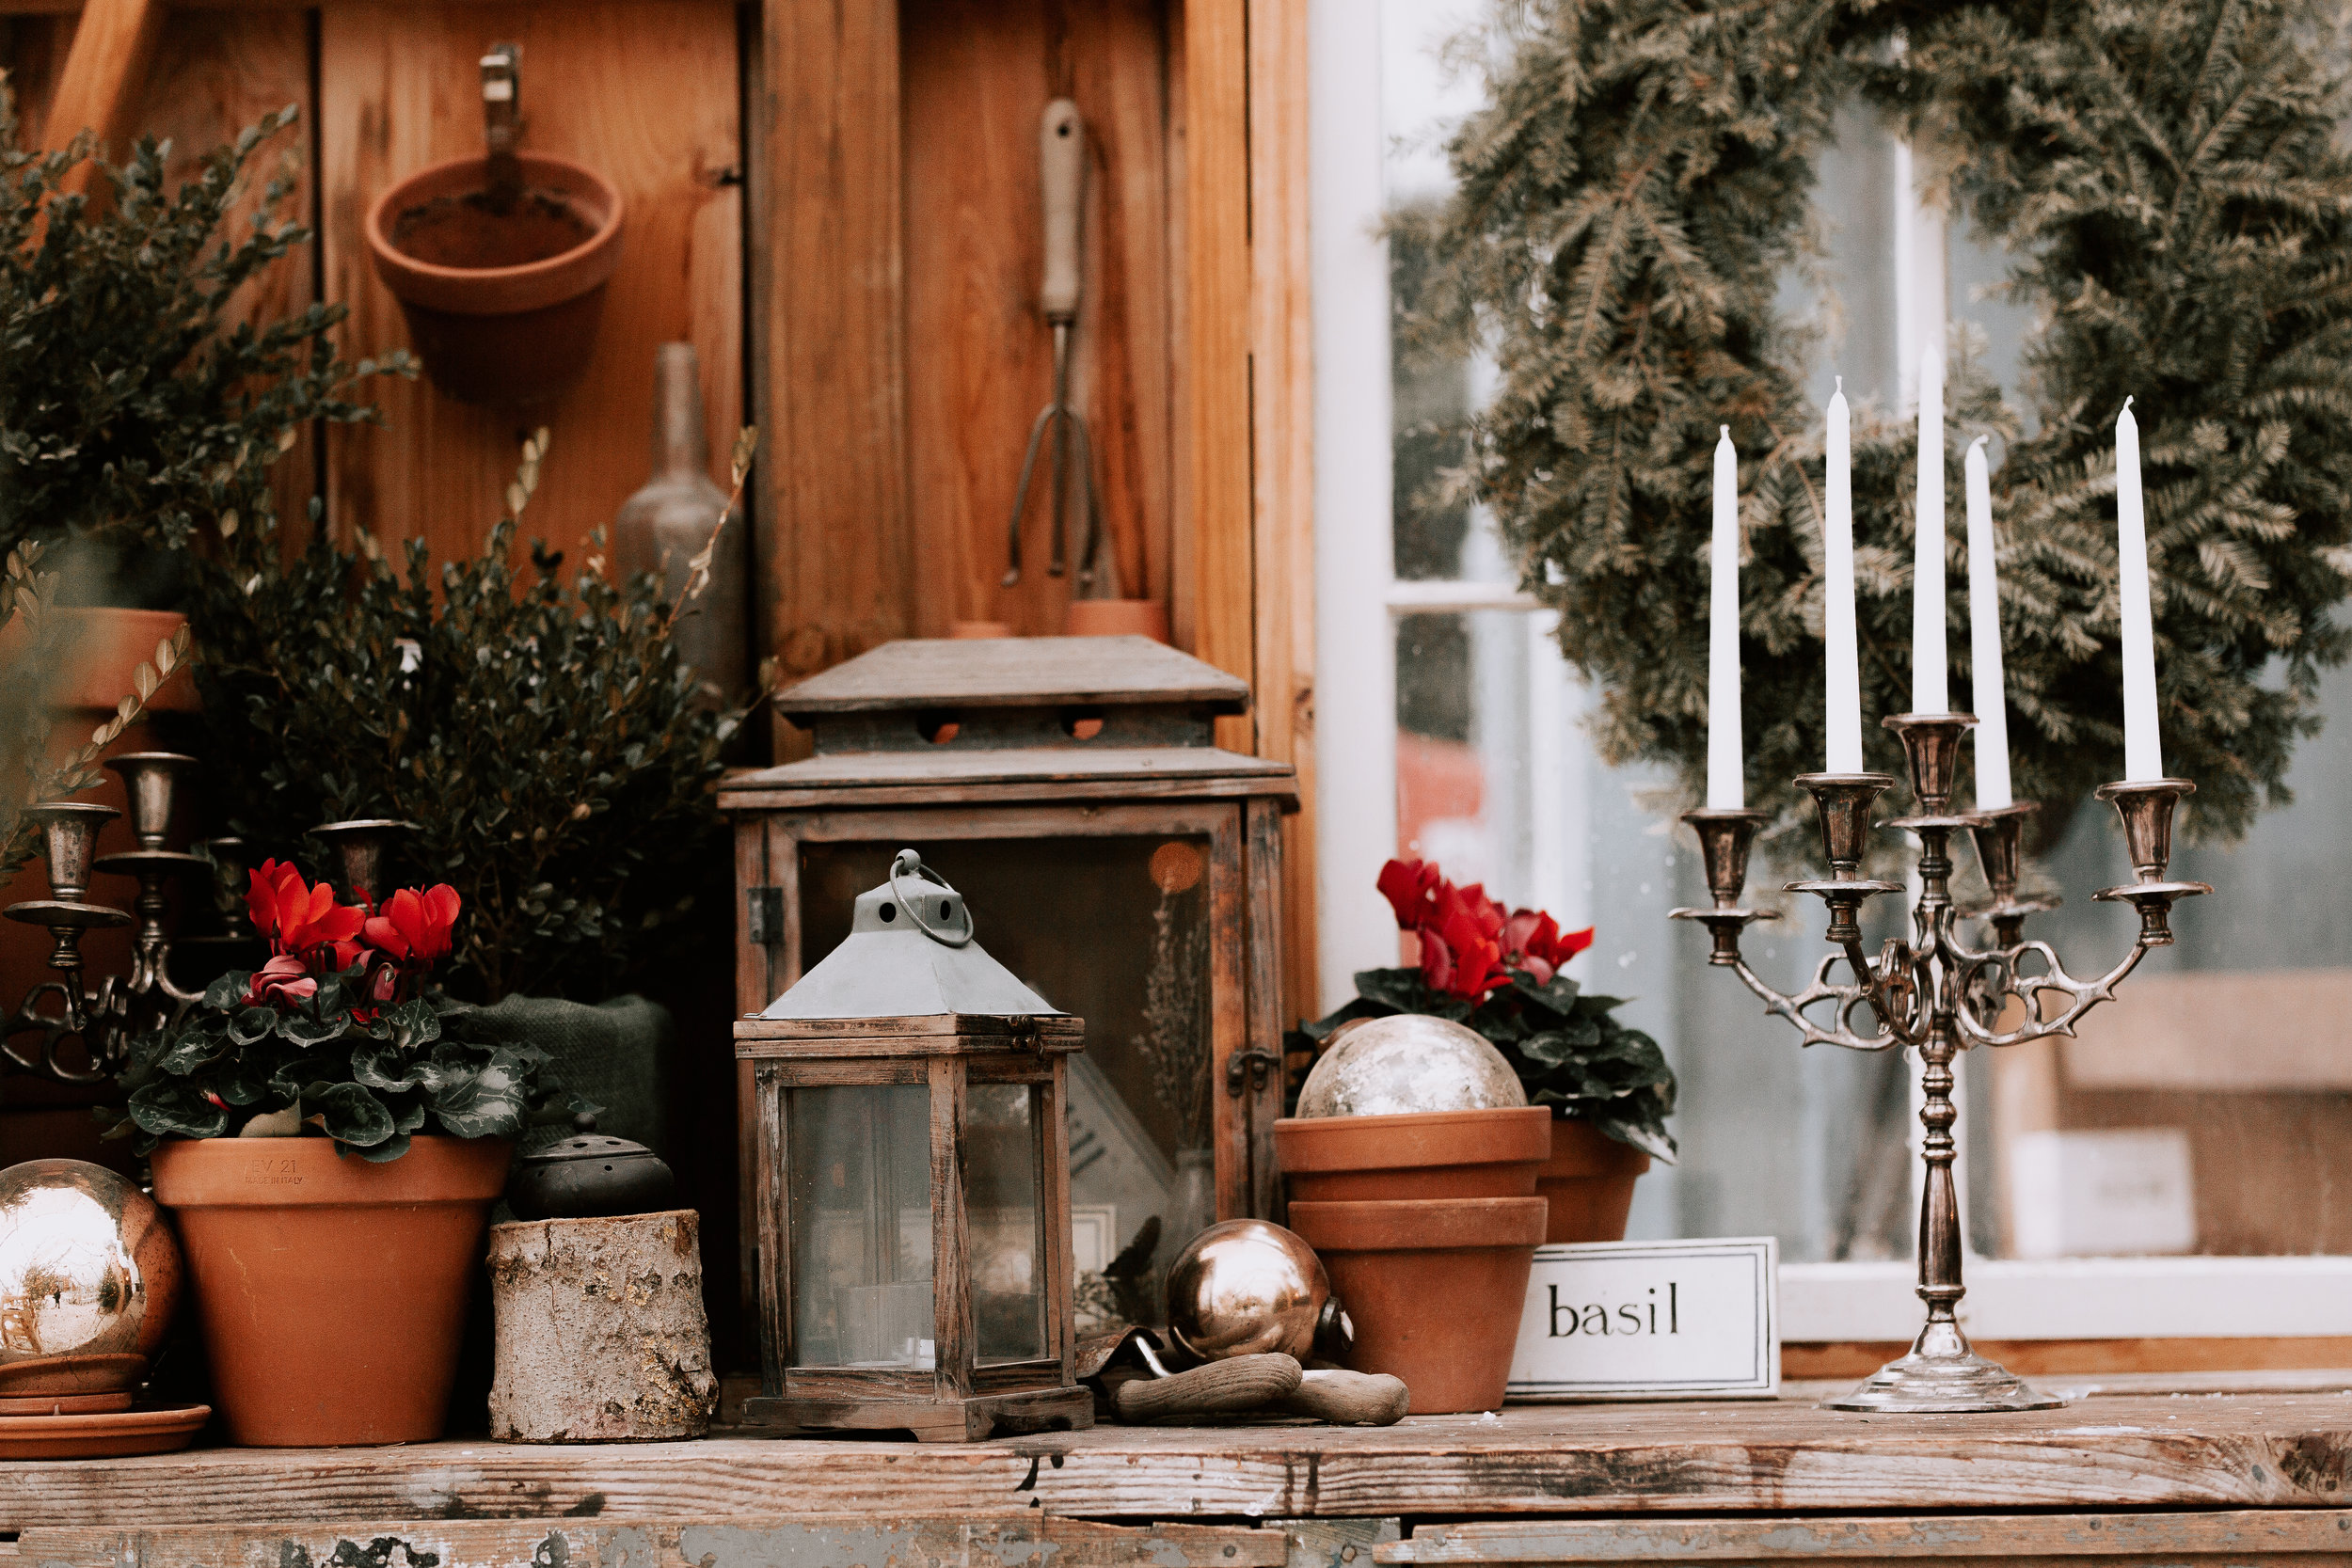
(1002, 98, 1104, 588)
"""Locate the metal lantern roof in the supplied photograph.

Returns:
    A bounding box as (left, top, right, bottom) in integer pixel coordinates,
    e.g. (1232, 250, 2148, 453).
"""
(759, 849, 1063, 1022)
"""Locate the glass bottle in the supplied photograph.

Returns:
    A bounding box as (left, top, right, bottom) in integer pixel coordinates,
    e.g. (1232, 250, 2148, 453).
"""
(613, 342, 746, 703)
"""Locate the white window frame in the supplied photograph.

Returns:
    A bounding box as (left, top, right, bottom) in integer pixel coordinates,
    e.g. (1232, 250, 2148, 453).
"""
(1306, 0, 2352, 1344)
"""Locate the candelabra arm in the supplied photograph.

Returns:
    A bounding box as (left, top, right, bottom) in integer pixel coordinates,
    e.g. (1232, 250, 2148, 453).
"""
(1947, 780, 2207, 1048)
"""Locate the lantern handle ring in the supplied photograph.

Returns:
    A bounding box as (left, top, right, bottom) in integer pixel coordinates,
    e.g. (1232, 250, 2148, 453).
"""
(890, 849, 975, 949)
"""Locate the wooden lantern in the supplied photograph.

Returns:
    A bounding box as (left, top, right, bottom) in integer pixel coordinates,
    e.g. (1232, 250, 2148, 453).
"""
(723, 637, 1298, 1342)
(735, 849, 1091, 1441)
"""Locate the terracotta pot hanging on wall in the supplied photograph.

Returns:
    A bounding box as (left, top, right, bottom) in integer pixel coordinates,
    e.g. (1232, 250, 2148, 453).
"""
(150, 1134, 511, 1447)
(364, 152, 626, 409)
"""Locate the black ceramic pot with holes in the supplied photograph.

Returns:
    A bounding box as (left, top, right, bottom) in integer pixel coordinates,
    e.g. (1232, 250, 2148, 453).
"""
(506, 1116, 677, 1220)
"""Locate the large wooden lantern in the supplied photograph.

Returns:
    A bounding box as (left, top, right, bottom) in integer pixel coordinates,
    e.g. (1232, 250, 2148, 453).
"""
(723, 637, 1298, 1341)
(736, 849, 1090, 1441)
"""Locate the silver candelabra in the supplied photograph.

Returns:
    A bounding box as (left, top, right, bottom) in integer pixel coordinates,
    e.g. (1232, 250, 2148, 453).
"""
(1671, 712, 2211, 1413)
(4, 754, 405, 1085)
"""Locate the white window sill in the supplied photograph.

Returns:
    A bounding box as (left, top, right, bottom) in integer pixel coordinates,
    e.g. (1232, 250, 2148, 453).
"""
(1782, 1257, 2352, 1340)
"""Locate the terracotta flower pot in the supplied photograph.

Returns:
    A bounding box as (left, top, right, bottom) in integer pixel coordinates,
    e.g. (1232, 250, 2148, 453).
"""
(1274, 1105, 1552, 1202)
(1287, 1196, 1547, 1414)
(364, 152, 627, 408)
(1066, 600, 1168, 641)
(1537, 1117, 1652, 1243)
(149, 1135, 512, 1447)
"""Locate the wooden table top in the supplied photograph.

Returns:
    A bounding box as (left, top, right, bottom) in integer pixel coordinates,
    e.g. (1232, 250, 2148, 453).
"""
(10, 1385, 2352, 1528)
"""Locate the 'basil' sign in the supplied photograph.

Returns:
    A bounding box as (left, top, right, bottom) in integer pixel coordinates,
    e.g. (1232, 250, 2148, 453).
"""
(1507, 1238, 1779, 1401)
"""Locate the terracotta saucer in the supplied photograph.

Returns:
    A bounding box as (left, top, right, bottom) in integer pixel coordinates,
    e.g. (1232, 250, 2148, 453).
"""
(0, 1404, 209, 1461)
(0, 1390, 134, 1416)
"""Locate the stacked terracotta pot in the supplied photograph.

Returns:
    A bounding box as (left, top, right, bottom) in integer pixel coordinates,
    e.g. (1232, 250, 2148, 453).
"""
(1274, 1016, 1550, 1415)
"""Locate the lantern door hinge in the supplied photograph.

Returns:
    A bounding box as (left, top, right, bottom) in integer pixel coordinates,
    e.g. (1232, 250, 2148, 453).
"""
(746, 886, 785, 946)
(1224, 1044, 1279, 1097)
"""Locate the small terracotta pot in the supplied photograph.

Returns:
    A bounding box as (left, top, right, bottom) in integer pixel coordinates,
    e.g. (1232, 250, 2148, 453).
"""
(150, 1135, 512, 1447)
(1287, 1196, 1547, 1414)
(1274, 1105, 1551, 1202)
(1066, 599, 1168, 641)
(364, 152, 626, 408)
(1537, 1117, 1652, 1243)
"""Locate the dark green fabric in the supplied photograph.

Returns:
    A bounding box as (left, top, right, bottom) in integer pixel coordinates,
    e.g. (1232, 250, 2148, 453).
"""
(465, 994, 673, 1157)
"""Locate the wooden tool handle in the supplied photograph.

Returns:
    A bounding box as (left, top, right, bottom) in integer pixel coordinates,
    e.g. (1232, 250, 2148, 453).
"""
(1278, 1369, 1411, 1426)
(1112, 1354, 1301, 1421)
(1040, 98, 1085, 322)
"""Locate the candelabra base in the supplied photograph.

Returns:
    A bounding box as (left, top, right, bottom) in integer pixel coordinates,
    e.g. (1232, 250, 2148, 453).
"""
(1823, 1320, 2065, 1413)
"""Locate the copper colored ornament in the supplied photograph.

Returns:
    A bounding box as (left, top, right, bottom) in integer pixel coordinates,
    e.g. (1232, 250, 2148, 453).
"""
(0, 1158, 182, 1389)
(1164, 1218, 1345, 1363)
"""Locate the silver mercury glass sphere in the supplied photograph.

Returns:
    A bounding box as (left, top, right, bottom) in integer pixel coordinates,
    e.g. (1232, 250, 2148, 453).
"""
(1166, 1218, 1335, 1362)
(0, 1160, 182, 1374)
(1295, 1012, 1527, 1118)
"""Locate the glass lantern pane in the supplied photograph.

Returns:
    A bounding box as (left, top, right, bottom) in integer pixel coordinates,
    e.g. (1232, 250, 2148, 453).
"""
(787, 1083, 933, 1370)
(800, 838, 1215, 1335)
(967, 1082, 1047, 1364)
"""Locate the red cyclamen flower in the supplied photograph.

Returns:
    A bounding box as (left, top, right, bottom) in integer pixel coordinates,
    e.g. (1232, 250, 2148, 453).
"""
(363, 884, 462, 971)
(246, 860, 367, 965)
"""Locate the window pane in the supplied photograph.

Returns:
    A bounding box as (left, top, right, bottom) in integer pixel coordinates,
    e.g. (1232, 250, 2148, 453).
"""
(968, 1082, 1047, 1364)
(787, 1083, 932, 1369)
(1375, 0, 2352, 1263)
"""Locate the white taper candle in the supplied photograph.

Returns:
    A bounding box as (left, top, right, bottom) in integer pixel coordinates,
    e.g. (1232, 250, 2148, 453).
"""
(1963, 436, 2010, 809)
(2116, 398, 2162, 781)
(1913, 338, 1948, 713)
(1823, 379, 1863, 772)
(1708, 426, 1743, 809)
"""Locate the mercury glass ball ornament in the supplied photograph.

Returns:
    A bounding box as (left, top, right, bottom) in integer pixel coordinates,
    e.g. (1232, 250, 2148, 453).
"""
(1166, 1218, 1335, 1361)
(1295, 1013, 1527, 1117)
(0, 1159, 181, 1371)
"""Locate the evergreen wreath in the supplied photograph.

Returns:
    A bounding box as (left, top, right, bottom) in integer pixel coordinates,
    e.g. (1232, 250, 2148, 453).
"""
(1408, 0, 2352, 846)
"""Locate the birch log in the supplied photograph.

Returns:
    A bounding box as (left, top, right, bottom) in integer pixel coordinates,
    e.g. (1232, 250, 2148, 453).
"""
(486, 1209, 717, 1442)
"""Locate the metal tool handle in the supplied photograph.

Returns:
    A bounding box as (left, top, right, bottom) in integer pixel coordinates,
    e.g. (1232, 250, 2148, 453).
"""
(482, 43, 522, 211)
(1040, 99, 1084, 323)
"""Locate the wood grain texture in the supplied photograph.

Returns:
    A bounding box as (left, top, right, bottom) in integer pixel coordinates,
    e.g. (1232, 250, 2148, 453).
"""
(776, 635, 1248, 713)
(318, 0, 740, 570)
(1787, 1338, 2352, 1382)
(17, 1515, 1286, 1568)
(899, 0, 1173, 638)
(755, 0, 907, 685)
(36, 0, 160, 162)
(1247, 0, 1317, 1028)
(1180, 0, 1252, 758)
(15, 1395, 2352, 1526)
(1381, 1511, 2352, 1564)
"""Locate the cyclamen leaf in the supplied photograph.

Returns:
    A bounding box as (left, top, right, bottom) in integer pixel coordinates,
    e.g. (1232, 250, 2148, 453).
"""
(277, 1010, 349, 1049)
(378, 998, 440, 1053)
(309, 1081, 396, 1148)
(128, 1080, 229, 1141)
(230, 1006, 278, 1046)
(351, 1039, 427, 1093)
(426, 1046, 531, 1139)
(203, 971, 252, 1010)
(355, 1132, 413, 1164)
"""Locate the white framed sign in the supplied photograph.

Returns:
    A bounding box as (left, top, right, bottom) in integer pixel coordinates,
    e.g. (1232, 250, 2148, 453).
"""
(1507, 1237, 1780, 1402)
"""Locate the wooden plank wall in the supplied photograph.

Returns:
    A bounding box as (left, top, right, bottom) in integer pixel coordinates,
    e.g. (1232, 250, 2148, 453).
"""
(9, 1, 742, 572)
(899, 0, 1175, 639)
(319, 1, 742, 566)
